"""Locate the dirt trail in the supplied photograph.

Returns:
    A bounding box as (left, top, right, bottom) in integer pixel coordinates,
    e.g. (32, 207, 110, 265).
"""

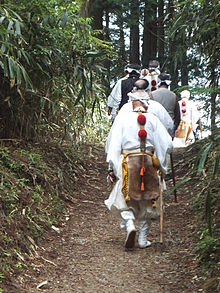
(14, 147, 202, 293)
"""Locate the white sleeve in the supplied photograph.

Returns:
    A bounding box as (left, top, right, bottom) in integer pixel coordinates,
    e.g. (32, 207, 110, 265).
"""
(106, 115, 123, 174)
(107, 79, 122, 110)
(190, 102, 200, 131)
(147, 114, 173, 173)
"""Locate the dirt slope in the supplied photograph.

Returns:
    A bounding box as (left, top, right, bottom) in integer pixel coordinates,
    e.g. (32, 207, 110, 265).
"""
(5, 146, 203, 293)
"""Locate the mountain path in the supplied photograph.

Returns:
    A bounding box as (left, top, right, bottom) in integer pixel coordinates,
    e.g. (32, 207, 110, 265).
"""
(14, 147, 202, 293)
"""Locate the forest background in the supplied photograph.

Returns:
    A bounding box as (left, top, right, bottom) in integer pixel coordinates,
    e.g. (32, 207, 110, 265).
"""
(0, 0, 219, 291)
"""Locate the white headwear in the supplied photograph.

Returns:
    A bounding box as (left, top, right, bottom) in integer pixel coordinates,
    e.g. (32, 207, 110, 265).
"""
(180, 90, 190, 99)
(158, 79, 171, 86)
(127, 89, 150, 109)
(158, 73, 172, 86)
(151, 68, 161, 75)
(126, 65, 141, 75)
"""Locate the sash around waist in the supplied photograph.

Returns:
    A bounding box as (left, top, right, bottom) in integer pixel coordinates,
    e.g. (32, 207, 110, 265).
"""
(122, 148, 154, 155)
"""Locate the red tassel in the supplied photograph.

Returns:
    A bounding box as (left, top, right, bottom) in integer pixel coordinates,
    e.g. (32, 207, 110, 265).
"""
(140, 167, 145, 176)
(141, 181, 144, 191)
(140, 152, 145, 191)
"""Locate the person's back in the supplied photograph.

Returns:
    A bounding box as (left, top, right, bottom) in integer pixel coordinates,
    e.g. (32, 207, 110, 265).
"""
(105, 81, 173, 249)
(107, 64, 141, 121)
(151, 72, 180, 138)
(173, 90, 200, 147)
(152, 87, 177, 121)
(119, 74, 139, 109)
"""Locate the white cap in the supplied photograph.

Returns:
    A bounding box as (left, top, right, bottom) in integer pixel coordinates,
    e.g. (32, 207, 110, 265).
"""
(181, 90, 190, 99)
(126, 67, 141, 74)
(128, 90, 150, 105)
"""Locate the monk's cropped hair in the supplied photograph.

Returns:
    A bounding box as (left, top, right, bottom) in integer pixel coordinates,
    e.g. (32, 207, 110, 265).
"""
(133, 79, 149, 91)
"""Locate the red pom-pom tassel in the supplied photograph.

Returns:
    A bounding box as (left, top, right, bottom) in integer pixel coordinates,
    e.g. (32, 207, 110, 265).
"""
(182, 108, 186, 113)
(151, 80, 157, 86)
(137, 114, 146, 125)
(138, 129, 147, 140)
(182, 101, 186, 106)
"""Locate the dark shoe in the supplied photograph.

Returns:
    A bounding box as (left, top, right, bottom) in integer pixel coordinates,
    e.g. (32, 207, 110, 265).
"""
(165, 173, 171, 181)
(125, 230, 136, 249)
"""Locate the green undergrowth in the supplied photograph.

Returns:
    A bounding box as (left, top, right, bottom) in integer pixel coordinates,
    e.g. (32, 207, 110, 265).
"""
(175, 134, 220, 292)
(193, 136, 220, 292)
(0, 141, 91, 286)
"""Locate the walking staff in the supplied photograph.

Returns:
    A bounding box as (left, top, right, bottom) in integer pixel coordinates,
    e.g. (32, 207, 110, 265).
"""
(170, 153, 177, 203)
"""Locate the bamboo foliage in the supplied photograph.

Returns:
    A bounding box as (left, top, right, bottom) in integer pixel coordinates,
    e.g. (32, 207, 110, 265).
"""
(194, 134, 219, 236)
(0, 0, 110, 140)
(0, 4, 32, 89)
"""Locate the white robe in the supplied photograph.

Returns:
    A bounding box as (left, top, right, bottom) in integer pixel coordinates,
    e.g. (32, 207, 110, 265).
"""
(173, 98, 200, 147)
(105, 110, 173, 212)
(107, 76, 128, 118)
(119, 100, 173, 135)
(105, 100, 173, 155)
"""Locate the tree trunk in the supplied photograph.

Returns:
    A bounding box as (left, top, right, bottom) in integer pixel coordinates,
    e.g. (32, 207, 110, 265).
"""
(130, 0, 140, 64)
(151, 2, 157, 60)
(118, 6, 127, 72)
(80, 0, 90, 17)
(168, 0, 178, 90)
(104, 8, 111, 90)
(158, 0, 165, 67)
(142, 0, 158, 67)
(181, 47, 188, 85)
(88, 0, 104, 37)
(210, 68, 218, 134)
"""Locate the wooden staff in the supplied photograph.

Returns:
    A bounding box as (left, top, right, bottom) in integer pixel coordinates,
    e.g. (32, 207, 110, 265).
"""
(160, 176, 164, 243)
(199, 118, 203, 139)
(170, 153, 177, 203)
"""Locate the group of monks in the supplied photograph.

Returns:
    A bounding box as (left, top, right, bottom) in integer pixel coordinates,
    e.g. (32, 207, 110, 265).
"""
(104, 61, 200, 249)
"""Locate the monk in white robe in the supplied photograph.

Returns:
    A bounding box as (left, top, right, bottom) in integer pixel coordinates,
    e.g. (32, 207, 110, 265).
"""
(105, 80, 173, 249)
(173, 90, 200, 147)
(105, 85, 173, 155)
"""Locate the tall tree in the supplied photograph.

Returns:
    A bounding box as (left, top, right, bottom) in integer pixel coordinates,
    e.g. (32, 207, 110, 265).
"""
(170, 0, 219, 132)
(88, 0, 104, 37)
(180, 32, 188, 86)
(117, 4, 127, 72)
(142, 0, 158, 67)
(129, 0, 140, 64)
(158, 0, 165, 67)
(167, 0, 178, 89)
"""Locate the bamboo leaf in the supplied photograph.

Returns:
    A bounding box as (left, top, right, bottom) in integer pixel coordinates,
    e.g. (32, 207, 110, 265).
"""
(213, 153, 219, 178)
(9, 8, 23, 21)
(21, 66, 32, 88)
(61, 12, 68, 29)
(3, 55, 8, 77)
(0, 61, 4, 70)
(74, 87, 83, 105)
(15, 20, 21, 36)
(21, 50, 30, 65)
(91, 97, 97, 117)
(197, 142, 213, 176)
(8, 56, 15, 80)
(167, 177, 191, 195)
(16, 64, 21, 85)
(0, 16, 5, 24)
(7, 20, 14, 33)
(1, 43, 7, 54)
